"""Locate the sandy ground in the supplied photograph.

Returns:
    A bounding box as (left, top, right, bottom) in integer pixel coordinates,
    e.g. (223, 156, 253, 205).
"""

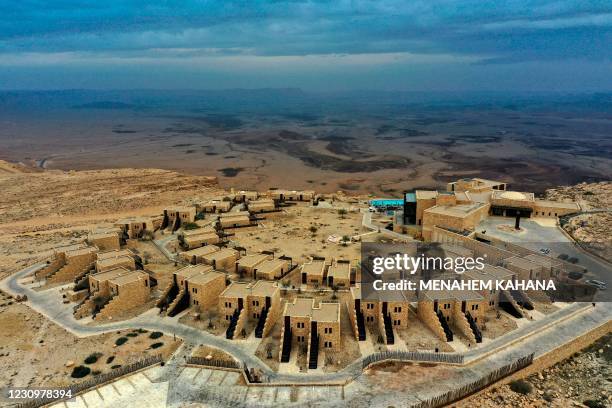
(0, 301, 181, 389)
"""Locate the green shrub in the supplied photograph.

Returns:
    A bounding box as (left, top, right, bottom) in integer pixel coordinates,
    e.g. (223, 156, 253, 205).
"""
(149, 331, 163, 339)
(150, 342, 164, 349)
(115, 337, 128, 346)
(92, 370, 101, 376)
(111, 364, 122, 370)
(71, 365, 91, 378)
(126, 332, 138, 337)
(106, 356, 115, 364)
(136, 328, 148, 333)
(84, 352, 102, 364)
(509, 380, 532, 395)
(182, 222, 200, 230)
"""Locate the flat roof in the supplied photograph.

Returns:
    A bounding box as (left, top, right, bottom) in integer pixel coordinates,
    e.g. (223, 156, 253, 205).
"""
(96, 255, 134, 268)
(221, 280, 278, 298)
(88, 231, 118, 240)
(91, 267, 131, 282)
(415, 190, 438, 200)
(491, 190, 535, 202)
(504, 256, 541, 270)
(97, 249, 132, 261)
(219, 211, 250, 218)
(66, 246, 98, 257)
(327, 261, 351, 279)
(181, 227, 216, 237)
(203, 248, 238, 260)
(534, 200, 579, 209)
(181, 245, 220, 257)
(256, 258, 288, 274)
(175, 264, 214, 279)
(166, 206, 195, 213)
(424, 202, 487, 218)
(237, 254, 270, 268)
(109, 270, 149, 286)
(404, 193, 416, 203)
(464, 264, 515, 281)
(301, 260, 326, 276)
(422, 289, 484, 302)
(187, 270, 225, 286)
(284, 298, 340, 322)
(524, 253, 562, 268)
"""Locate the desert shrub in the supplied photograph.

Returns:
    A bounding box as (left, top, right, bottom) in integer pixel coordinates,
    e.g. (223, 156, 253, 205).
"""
(584, 400, 606, 408)
(557, 253, 569, 260)
(149, 331, 163, 339)
(106, 356, 115, 364)
(111, 364, 122, 369)
(150, 342, 164, 349)
(182, 222, 200, 230)
(136, 328, 147, 333)
(115, 337, 128, 346)
(126, 332, 138, 337)
(84, 352, 102, 364)
(92, 370, 101, 376)
(509, 379, 532, 395)
(568, 257, 579, 264)
(71, 365, 91, 378)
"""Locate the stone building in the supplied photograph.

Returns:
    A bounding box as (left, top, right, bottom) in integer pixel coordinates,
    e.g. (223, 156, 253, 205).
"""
(95, 249, 137, 273)
(162, 206, 196, 231)
(218, 211, 253, 229)
(74, 267, 150, 321)
(417, 289, 486, 344)
(247, 199, 276, 213)
(279, 298, 341, 369)
(179, 245, 221, 265)
(268, 190, 314, 202)
(348, 285, 410, 344)
(253, 257, 292, 280)
(114, 216, 162, 239)
(327, 260, 352, 287)
(37, 245, 99, 284)
(236, 253, 271, 278)
(198, 199, 232, 213)
(178, 227, 221, 250)
(218, 280, 281, 339)
(87, 230, 121, 251)
(300, 258, 327, 286)
(157, 265, 226, 317)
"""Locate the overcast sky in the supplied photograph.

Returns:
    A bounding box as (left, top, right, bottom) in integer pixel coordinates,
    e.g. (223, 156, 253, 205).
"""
(1, 1, 611, 91)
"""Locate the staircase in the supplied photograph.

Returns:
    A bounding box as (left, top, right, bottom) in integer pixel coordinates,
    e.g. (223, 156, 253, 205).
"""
(161, 213, 169, 230)
(172, 216, 181, 232)
(157, 281, 178, 311)
(91, 295, 112, 319)
(356, 308, 366, 341)
(510, 289, 534, 310)
(465, 312, 482, 343)
(280, 322, 292, 362)
(383, 313, 395, 345)
(73, 269, 92, 291)
(225, 306, 243, 339)
(254, 307, 269, 338)
(500, 290, 524, 318)
(308, 322, 319, 369)
(166, 288, 189, 317)
(436, 311, 454, 342)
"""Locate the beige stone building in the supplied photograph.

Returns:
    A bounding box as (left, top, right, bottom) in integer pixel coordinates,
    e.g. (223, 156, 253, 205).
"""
(447, 178, 507, 193)
(198, 199, 232, 213)
(162, 206, 196, 231)
(327, 260, 352, 287)
(87, 230, 121, 251)
(279, 298, 341, 369)
(114, 216, 162, 239)
(157, 265, 226, 317)
(422, 202, 490, 241)
(219, 280, 281, 339)
(37, 245, 99, 284)
(300, 258, 327, 286)
(178, 227, 221, 250)
(230, 190, 259, 202)
(417, 289, 486, 344)
(95, 249, 137, 273)
(201, 248, 240, 273)
(236, 253, 271, 278)
(268, 190, 314, 202)
(253, 257, 292, 280)
(218, 211, 253, 229)
(348, 285, 409, 344)
(247, 199, 276, 213)
(179, 245, 221, 265)
(74, 267, 151, 321)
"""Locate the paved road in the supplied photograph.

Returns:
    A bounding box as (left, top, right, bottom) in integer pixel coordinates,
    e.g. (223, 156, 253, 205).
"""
(477, 217, 612, 286)
(2, 261, 610, 387)
(362, 211, 415, 241)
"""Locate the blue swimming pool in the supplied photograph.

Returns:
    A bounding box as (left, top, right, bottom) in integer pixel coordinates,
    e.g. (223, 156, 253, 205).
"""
(369, 199, 404, 208)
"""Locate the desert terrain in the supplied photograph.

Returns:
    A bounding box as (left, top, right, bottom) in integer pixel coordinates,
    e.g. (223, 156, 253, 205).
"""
(1, 90, 610, 195)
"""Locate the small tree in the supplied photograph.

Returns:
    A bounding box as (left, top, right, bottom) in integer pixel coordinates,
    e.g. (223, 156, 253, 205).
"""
(309, 226, 318, 236)
(338, 209, 347, 219)
(341, 235, 350, 246)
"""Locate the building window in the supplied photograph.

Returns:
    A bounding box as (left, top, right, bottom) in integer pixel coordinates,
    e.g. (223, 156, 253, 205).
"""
(394, 306, 401, 313)
(297, 322, 304, 329)
(367, 303, 374, 309)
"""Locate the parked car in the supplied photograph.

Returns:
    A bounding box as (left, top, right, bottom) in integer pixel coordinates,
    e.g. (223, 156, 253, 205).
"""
(539, 248, 551, 255)
(585, 279, 607, 290)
